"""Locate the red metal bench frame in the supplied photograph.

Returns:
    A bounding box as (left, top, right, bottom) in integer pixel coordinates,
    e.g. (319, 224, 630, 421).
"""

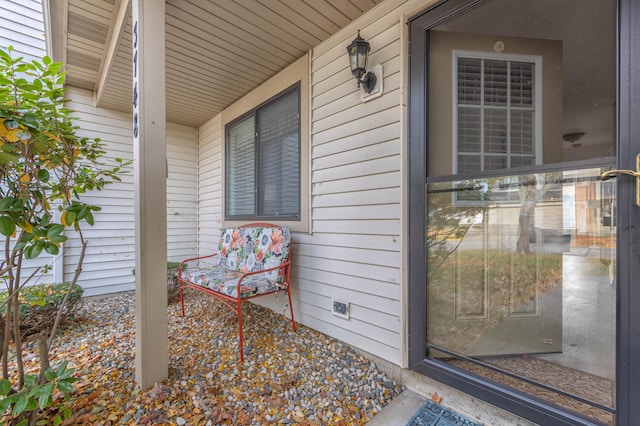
(177, 222, 297, 362)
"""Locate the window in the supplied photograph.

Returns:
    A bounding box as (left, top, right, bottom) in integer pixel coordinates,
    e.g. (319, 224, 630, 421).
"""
(225, 84, 300, 221)
(454, 51, 542, 174)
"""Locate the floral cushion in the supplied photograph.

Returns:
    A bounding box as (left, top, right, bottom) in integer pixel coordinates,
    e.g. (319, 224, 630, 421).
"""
(181, 225, 291, 298)
(216, 226, 291, 282)
(182, 267, 279, 298)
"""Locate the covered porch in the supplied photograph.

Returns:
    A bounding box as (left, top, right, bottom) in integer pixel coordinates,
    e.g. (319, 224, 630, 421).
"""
(46, 0, 399, 392)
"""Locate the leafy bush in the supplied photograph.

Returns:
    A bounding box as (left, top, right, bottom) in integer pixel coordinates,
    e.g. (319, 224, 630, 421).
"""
(0, 45, 127, 425)
(0, 361, 76, 426)
(0, 283, 83, 338)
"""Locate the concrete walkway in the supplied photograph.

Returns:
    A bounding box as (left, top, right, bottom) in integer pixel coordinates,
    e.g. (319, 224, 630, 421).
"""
(367, 390, 426, 425)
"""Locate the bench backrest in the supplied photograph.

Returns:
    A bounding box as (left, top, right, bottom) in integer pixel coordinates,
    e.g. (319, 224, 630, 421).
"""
(217, 224, 291, 281)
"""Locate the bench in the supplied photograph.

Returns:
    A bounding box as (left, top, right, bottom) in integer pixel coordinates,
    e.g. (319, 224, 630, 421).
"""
(177, 222, 296, 362)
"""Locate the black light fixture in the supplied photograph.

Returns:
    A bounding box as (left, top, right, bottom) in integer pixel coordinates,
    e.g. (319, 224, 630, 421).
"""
(347, 31, 377, 94)
(563, 131, 585, 148)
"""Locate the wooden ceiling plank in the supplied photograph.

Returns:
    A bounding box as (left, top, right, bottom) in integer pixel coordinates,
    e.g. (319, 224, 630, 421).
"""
(58, 0, 381, 128)
(165, 6, 287, 74)
(164, 71, 238, 102)
(67, 34, 105, 54)
(165, 63, 241, 102)
(165, 89, 227, 115)
(67, 11, 109, 44)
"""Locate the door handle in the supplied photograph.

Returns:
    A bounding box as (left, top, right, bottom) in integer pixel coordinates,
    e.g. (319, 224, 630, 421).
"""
(600, 154, 640, 206)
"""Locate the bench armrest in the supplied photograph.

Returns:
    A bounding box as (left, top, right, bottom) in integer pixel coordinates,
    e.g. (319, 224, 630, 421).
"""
(237, 259, 292, 287)
(178, 253, 218, 279)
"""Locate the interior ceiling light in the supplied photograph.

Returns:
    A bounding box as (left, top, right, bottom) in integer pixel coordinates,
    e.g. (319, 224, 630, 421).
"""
(563, 132, 585, 147)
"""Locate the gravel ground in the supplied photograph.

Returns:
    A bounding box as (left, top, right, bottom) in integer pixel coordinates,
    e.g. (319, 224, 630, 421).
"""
(26, 290, 404, 425)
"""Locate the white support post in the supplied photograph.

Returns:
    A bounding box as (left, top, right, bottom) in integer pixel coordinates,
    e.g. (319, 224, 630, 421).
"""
(131, 0, 168, 390)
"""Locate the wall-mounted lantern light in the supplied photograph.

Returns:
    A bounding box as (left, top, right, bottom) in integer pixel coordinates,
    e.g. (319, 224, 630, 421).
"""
(347, 31, 377, 94)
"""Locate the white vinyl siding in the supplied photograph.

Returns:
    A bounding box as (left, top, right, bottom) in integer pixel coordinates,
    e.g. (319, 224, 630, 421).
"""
(59, 88, 135, 296)
(197, 0, 418, 366)
(167, 124, 198, 262)
(0, 0, 46, 62)
(306, 19, 404, 364)
(64, 88, 198, 296)
(197, 115, 224, 255)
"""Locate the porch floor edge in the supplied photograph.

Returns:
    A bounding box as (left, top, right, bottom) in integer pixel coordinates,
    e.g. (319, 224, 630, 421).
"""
(351, 347, 538, 426)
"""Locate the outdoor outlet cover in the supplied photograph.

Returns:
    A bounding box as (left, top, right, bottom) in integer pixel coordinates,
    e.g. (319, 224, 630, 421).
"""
(332, 300, 350, 319)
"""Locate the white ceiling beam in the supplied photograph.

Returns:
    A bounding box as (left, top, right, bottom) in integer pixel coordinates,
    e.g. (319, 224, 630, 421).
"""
(94, 0, 130, 106)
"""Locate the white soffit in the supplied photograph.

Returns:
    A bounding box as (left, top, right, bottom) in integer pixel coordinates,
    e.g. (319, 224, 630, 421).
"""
(56, 0, 382, 128)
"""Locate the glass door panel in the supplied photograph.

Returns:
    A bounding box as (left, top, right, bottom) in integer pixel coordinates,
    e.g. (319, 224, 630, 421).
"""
(426, 168, 616, 424)
(421, 0, 617, 423)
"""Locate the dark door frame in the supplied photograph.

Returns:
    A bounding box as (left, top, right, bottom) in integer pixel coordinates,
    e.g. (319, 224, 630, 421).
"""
(407, 0, 640, 424)
(615, 0, 640, 424)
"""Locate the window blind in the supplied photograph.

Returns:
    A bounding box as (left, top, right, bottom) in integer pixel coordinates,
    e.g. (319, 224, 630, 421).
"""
(225, 85, 301, 220)
(227, 115, 255, 216)
(457, 56, 536, 173)
(257, 88, 300, 217)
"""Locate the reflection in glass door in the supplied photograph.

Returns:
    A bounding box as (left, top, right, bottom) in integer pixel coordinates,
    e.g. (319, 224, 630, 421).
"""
(420, 0, 617, 423)
(426, 169, 616, 424)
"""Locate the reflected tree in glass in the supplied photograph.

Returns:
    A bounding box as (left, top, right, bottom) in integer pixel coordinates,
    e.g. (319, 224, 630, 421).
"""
(516, 173, 562, 254)
(426, 180, 489, 275)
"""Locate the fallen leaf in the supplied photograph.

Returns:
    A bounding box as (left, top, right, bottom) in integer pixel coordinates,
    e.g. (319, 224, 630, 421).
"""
(432, 392, 442, 404)
(138, 410, 162, 424)
(147, 383, 169, 401)
(236, 410, 251, 425)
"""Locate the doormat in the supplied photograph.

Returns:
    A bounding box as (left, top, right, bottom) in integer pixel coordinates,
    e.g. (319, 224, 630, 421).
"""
(406, 400, 481, 426)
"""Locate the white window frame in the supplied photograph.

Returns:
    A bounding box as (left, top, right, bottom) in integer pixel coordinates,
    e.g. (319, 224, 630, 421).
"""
(452, 50, 543, 174)
(221, 55, 310, 233)
(225, 84, 301, 222)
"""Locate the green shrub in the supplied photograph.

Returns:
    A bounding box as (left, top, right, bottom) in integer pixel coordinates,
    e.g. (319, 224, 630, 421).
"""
(0, 283, 83, 339)
(0, 361, 76, 426)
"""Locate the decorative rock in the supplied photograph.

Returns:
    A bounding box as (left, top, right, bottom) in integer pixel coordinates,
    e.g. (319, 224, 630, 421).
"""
(23, 292, 404, 425)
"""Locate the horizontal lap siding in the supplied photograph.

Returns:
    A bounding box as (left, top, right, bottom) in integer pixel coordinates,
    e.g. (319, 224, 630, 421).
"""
(66, 88, 198, 297)
(0, 0, 45, 62)
(167, 124, 198, 262)
(64, 89, 135, 296)
(302, 1, 413, 365)
(197, 116, 223, 255)
(193, 0, 417, 365)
